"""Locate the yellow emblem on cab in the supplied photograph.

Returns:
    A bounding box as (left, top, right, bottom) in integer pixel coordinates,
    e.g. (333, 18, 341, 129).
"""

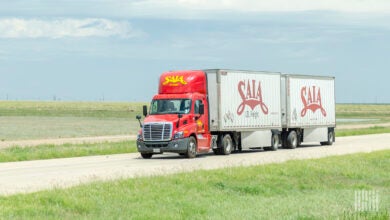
(163, 76, 187, 86)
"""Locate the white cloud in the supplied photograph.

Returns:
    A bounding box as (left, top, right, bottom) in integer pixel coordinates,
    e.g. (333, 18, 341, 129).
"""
(0, 18, 138, 39)
(131, 0, 390, 13)
(2, 1, 389, 21)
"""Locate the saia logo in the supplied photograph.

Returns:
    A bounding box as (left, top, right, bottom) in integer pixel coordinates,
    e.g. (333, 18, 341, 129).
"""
(301, 86, 326, 117)
(163, 76, 187, 86)
(237, 79, 268, 115)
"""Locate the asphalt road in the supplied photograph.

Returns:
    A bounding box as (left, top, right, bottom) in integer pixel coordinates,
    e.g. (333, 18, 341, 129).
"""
(0, 133, 389, 196)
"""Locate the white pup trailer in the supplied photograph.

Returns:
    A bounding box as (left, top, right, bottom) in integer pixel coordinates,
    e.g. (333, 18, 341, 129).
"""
(280, 74, 336, 148)
(207, 70, 336, 150)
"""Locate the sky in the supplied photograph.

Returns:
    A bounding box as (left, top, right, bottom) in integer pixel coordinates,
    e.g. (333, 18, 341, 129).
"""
(0, 0, 390, 103)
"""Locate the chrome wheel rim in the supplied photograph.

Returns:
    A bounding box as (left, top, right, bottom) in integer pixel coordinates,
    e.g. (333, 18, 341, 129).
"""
(273, 135, 279, 147)
(225, 139, 231, 152)
(292, 136, 297, 147)
(189, 141, 196, 154)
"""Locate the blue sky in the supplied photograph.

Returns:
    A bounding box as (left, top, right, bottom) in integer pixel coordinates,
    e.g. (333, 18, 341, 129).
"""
(0, 0, 390, 103)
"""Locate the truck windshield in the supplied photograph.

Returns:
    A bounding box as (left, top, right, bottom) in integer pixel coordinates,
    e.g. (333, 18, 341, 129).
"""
(150, 99, 192, 115)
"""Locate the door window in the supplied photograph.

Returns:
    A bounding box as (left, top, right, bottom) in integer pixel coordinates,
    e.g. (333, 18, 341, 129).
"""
(194, 100, 203, 114)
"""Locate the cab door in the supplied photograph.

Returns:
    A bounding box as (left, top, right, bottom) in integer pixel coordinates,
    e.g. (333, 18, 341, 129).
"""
(194, 98, 210, 152)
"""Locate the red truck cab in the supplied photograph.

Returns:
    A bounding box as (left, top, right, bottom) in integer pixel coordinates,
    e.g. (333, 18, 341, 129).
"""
(136, 70, 212, 158)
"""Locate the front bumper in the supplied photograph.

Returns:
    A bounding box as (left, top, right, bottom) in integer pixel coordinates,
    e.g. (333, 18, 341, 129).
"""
(137, 137, 190, 154)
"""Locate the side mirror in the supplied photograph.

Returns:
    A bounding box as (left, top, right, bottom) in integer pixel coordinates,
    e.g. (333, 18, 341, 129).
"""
(176, 114, 183, 128)
(143, 105, 148, 117)
(136, 115, 143, 128)
(199, 103, 204, 115)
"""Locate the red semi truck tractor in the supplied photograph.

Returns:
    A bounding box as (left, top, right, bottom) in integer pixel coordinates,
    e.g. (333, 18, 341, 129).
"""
(136, 69, 335, 159)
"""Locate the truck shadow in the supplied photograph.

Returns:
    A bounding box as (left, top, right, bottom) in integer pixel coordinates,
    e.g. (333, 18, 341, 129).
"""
(135, 144, 325, 160)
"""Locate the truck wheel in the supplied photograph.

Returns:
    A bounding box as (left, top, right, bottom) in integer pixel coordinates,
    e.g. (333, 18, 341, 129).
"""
(321, 130, 334, 146)
(221, 134, 233, 155)
(141, 153, 153, 159)
(287, 131, 298, 149)
(328, 130, 334, 145)
(185, 136, 197, 158)
(268, 133, 279, 151)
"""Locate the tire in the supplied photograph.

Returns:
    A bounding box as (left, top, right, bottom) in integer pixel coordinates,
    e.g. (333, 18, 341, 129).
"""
(220, 134, 233, 155)
(268, 133, 279, 151)
(328, 130, 334, 145)
(185, 136, 197, 158)
(321, 130, 334, 146)
(141, 153, 153, 159)
(287, 131, 298, 149)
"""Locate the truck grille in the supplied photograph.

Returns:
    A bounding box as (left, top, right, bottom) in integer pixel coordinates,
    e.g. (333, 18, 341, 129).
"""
(143, 123, 172, 141)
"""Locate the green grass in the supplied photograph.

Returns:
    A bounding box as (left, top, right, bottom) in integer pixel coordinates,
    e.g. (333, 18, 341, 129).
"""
(336, 104, 390, 123)
(337, 126, 390, 137)
(0, 101, 146, 141)
(0, 150, 388, 219)
(1, 102, 390, 141)
(0, 116, 139, 141)
(0, 141, 137, 162)
(0, 101, 146, 118)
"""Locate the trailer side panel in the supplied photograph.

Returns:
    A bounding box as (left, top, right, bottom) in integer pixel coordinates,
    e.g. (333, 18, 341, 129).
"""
(286, 75, 335, 128)
(218, 70, 282, 131)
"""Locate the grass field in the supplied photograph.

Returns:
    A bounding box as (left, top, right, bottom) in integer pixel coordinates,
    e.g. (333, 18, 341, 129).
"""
(0, 101, 146, 141)
(0, 141, 137, 163)
(337, 126, 390, 137)
(0, 101, 145, 118)
(0, 102, 389, 141)
(0, 102, 389, 163)
(336, 104, 390, 136)
(0, 150, 388, 219)
(0, 116, 138, 140)
(336, 104, 390, 123)
(0, 102, 388, 219)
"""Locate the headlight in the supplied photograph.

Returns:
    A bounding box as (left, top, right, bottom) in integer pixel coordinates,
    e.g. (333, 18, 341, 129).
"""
(173, 131, 184, 139)
(137, 133, 143, 141)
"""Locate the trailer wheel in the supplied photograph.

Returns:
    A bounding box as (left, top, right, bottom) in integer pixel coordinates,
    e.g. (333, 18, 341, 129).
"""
(221, 134, 233, 155)
(321, 130, 334, 146)
(270, 133, 280, 151)
(287, 131, 298, 149)
(328, 130, 334, 145)
(141, 153, 153, 159)
(264, 133, 279, 151)
(185, 136, 197, 158)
